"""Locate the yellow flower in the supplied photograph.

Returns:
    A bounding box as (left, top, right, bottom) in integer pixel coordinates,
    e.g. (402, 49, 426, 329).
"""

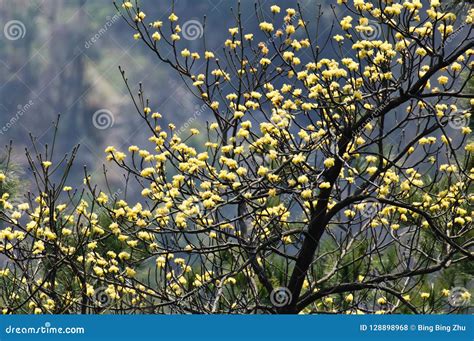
(234, 111, 244, 119)
(377, 297, 387, 305)
(169, 13, 178, 22)
(105, 146, 116, 153)
(136, 11, 146, 21)
(205, 51, 215, 59)
(340, 16, 352, 30)
(324, 158, 335, 168)
(461, 291, 471, 301)
(156, 256, 166, 268)
(437, 76, 449, 85)
(257, 166, 268, 176)
(93, 266, 104, 277)
(224, 277, 237, 285)
(140, 167, 155, 177)
(18, 203, 29, 211)
(228, 27, 239, 36)
(42, 161, 52, 169)
(416, 48, 427, 56)
(118, 251, 131, 261)
(0, 173, 5, 182)
(301, 189, 312, 199)
(87, 241, 98, 250)
(324, 297, 333, 304)
(283, 51, 295, 61)
(302, 279, 309, 289)
(292, 153, 306, 164)
(420, 292, 430, 299)
(319, 182, 331, 189)
(259, 22, 274, 33)
(236, 167, 247, 176)
(237, 128, 249, 138)
(298, 175, 309, 184)
(125, 267, 136, 277)
(32, 240, 45, 255)
(345, 294, 354, 302)
(114, 152, 126, 161)
(344, 210, 355, 218)
(270, 5, 281, 13)
(152, 32, 161, 41)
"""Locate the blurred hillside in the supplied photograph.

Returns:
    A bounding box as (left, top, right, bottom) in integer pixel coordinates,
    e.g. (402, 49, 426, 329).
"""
(0, 0, 332, 193)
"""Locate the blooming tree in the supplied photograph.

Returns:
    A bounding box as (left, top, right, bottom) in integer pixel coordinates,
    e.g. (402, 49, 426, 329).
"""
(0, 0, 473, 314)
